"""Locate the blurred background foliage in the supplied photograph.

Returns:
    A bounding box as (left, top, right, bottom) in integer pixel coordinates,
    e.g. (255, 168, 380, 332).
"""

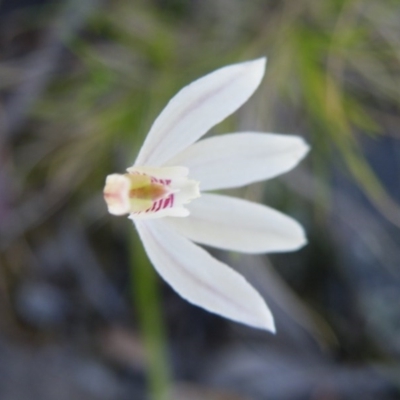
(1, 0, 400, 399)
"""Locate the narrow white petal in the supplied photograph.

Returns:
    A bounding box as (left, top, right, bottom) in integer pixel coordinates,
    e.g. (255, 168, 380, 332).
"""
(166, 133, 310, 191)
(164, 194, 306, 254)
(134, 58, 267, 167)
(135, 219, 275, 331)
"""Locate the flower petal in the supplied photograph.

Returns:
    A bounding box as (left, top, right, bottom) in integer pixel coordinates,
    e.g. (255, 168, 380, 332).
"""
(134, 58, 267, 167)
(165, 133, 309, 191)
(164, 193, 306, 253)
(135, 219, 275, 331)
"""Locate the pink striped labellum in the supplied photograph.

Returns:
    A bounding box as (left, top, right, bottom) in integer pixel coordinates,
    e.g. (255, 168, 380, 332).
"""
(103, 166, 199, 219)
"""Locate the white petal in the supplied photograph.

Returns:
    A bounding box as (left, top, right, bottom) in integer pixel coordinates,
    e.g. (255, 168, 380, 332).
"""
(135, 219, 275, 331)
(166, 133, 310, 191)
(127, 166, 189, 179)
(129, 206, 190, 220)
(134, 58, 267, 167)
(164, 194, 306, 254)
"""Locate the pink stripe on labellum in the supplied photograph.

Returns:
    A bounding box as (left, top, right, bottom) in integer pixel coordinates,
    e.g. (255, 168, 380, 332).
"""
(154, 200, 163, 212)
(163, 195, 173, 209)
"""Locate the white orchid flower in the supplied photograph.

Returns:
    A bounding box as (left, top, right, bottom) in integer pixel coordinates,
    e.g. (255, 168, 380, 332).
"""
(104, 58, 309, 332)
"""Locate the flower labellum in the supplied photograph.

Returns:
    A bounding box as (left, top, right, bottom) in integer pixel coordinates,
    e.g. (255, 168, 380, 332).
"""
(104, 58, 309, 332)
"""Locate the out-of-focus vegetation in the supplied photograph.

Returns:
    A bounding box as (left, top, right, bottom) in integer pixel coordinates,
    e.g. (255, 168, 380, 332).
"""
(1, 0, 400, 399)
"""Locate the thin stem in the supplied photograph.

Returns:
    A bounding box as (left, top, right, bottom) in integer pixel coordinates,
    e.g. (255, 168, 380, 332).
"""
(130, 232, 171, 400)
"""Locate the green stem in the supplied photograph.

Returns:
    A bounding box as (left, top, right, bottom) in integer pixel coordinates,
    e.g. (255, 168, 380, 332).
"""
(130, 232, 171, 400)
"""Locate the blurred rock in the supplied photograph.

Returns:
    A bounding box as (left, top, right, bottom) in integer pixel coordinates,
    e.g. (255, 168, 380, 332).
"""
(173, 382, 250, 400)
(202, 346, 395, 400)
(0, 338, 142, 400)
(15, 281, 70, 329)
